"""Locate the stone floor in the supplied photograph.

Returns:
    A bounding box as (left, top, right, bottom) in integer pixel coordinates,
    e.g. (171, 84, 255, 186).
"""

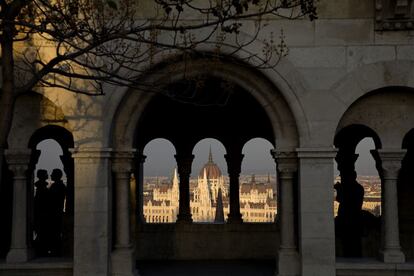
(137, 260, 276, 276)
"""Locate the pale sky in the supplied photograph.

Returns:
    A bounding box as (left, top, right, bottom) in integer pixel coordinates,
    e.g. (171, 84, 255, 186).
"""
(36, 137, 379, 178)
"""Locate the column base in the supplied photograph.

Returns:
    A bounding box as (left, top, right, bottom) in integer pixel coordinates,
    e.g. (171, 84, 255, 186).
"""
(111, 248, 139, 276)
(6, 248, 34, 263)
(379, 248, 405, 263)
(276, 248, 300, 276)
(176, 214, 193, 224)
(227, 213, 243, 224)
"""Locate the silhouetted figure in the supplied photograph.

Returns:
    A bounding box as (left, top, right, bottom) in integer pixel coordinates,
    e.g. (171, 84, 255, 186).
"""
(48, 169, 66, 256)
(334, 171, 364, 257)
(33, 169, 50, 256)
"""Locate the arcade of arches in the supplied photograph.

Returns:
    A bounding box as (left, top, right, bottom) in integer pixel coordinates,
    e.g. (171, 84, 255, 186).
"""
(1, 58, 414, 276)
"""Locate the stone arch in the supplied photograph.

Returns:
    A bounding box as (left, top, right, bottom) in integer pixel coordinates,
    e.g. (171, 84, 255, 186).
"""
(336, 86, 414, 148)
(327, 61, 414, 146)
(111, 56, 302, 150)
(8, 92, 70, 149)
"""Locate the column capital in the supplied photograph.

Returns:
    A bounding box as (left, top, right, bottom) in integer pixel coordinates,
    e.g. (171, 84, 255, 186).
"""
(112, 149, 136, 174)
(5, 149, 31, 176)
(271, 150, 298, 177)
(374, 149, 407, 179)
(174, 154, 194, 175)
(224, 153, 244, 176)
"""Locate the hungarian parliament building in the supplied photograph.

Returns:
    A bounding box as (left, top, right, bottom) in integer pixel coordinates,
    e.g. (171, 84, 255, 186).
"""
(140, 151, 277, 223)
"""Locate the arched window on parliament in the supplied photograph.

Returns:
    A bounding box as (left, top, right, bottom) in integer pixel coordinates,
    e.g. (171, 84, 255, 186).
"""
(191, 138, 227, 223)
(241, 138, 277, 223)
(142, 138, 177, 223)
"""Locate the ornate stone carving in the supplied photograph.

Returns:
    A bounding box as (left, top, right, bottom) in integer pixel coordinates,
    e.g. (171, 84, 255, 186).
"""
(376, 149, 407, 179)
(112, 150, 136, 174)
(271, 150, 298, 178)
(5, 149, 31, 177)
(375, 0, 414, 30)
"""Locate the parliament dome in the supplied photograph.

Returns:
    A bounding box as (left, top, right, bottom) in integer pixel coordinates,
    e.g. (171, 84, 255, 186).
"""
(199, 149, 222, 179)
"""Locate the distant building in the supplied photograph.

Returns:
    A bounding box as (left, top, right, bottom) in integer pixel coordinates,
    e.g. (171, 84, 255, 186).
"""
(143, 150, 277, 223)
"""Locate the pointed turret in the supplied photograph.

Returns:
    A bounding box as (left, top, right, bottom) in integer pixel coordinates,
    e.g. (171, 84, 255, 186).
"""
(208, 145, 213, 163)
(214, 188, 225, 223)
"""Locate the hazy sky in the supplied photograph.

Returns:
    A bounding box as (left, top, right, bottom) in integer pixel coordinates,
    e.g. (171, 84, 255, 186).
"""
(36, 137, 379, 179)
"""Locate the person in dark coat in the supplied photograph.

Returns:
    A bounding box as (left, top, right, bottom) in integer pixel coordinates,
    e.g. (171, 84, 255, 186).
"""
(48, 168, 66, 256)
(33, 169, 49, 256)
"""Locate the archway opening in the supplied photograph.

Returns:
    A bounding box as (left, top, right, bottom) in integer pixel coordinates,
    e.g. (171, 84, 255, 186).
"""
(241, 138, 277, 223)
(191, 138, 227, 223)
(132, 73, 286, 261)
(28, 126, 74, 258)
(142, 138, 178, 223)
(334, 125, 382, 258)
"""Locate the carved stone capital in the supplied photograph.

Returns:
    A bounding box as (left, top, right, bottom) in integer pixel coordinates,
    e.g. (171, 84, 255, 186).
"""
(271, 150, 298, 178)
(174, 154, 194, 176)
(112, 149, 136, 174)
(375, 149, 407, 179)
(224, 153, 244, 176)
(5, 149, 31, 177)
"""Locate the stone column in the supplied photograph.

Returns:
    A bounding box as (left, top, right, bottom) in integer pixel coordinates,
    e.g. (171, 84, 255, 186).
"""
(297, 148, 336, 276)
(375, 149, 406, 263)
(5, 149, 34, 263)
(175, 153, 194, 223)
(272, 150, 299, 276)
(224, 153, 244, 223)
(111, 150, 138, 276)
(135, 153, 146, 224)
(71, 148, 112, 276)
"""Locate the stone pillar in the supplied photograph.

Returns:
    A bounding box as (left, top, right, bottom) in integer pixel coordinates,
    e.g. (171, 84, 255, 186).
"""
(174, 153, 194, 223)
(71, 148, 112, 276)
(5, 149, 34, 263)
(224, 153, 244, 223)
(135, 153, 146, 224)
(297, 148, 336, 276)
(111, 150, 138, 276)
(375, 149, 406, 263)
(272, 150, 299, 276)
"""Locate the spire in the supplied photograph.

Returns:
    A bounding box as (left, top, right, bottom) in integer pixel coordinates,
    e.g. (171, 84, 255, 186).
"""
(208, 145, 213, 163)
(267, 173, 270, 184)
(173, 168, 178, 182)
(214, 188, 225, 223)
(251, 174, 256, 184)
